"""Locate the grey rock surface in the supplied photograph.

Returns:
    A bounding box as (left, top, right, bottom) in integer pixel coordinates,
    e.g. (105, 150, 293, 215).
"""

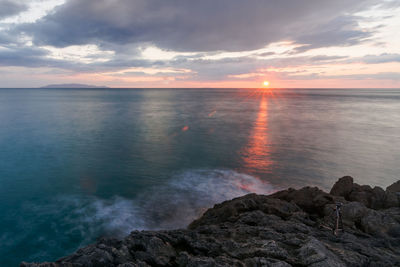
(22, 177, 400, 267)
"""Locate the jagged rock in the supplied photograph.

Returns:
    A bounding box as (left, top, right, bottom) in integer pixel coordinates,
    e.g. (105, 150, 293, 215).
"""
(370, 186, 387, 209)
(22, 178, 400, 267)
(297, 238, 345, 266)
(188, 194, 301, 229)
(385, 192, 400, 208)
(329, 176, 399, 209)
(330, 176, 354, 198)
(387, 181, 400, 193)
(360, 209, 400, 237)
(271, 187, 337, 216)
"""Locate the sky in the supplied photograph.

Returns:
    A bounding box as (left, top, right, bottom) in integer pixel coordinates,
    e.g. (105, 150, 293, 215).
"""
(0, 0, 400, 88)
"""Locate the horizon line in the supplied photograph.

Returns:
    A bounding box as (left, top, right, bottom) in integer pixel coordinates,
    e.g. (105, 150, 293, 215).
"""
(1, 87, 400, 90)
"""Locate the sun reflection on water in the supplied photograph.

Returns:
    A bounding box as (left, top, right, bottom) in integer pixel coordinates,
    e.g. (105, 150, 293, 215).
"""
(241, 91, 274, 175)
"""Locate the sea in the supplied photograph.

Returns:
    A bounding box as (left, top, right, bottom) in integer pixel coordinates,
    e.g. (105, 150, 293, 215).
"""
(0, 88, 399, 266)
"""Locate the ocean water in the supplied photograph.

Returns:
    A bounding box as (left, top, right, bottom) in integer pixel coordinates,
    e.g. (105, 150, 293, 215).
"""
(0, 88, 399, 265)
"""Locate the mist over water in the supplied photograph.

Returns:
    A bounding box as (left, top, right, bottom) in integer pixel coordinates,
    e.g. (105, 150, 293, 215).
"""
(57, 169, 273, 235)
(0, 88, 399, 265)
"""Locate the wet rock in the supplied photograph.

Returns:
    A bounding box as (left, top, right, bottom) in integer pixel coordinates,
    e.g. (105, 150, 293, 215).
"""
(126, 233, 176, 266)
(22, 178, 400, 267)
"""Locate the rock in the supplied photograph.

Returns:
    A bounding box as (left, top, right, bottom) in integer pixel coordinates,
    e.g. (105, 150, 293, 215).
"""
(339, 201, 368, 228)
(360, 209, 400, 237)
(330, 176, 354, 198)
(370, 186, 387, 210)
(297, 238, 345, 266)
(348, 190, 370, 207)
(126, 233, 176, 266)
(188, 195, 301, 229)
(22, 178, 400, 267)
(385, 192, 400, 208)
(387, 181, 400, 193)
(244, 257, 291, 267)
(270, 186, 336, 216)
(330, 177, 399, 210)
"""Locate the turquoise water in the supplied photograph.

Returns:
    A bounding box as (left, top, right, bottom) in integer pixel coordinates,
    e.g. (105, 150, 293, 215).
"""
(0, 88, 399, 265)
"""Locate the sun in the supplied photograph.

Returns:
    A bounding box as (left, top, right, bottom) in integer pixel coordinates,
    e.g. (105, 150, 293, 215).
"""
(263, 81, 270, 87)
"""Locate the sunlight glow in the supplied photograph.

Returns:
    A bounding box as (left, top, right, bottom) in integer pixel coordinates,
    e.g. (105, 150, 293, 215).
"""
(263, 81, 270, 87)
(241, 92, 273, 174)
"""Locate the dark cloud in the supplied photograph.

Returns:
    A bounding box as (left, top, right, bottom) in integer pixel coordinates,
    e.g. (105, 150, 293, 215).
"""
(258, 52, 276, 57)
(0, 45, 100, 70)
(0, 46, 49, 67)
(293, 16, 374, 52)
(310, 55, 348, 61)
(0, 0, 27, 19)
(361, 53, 400, 64)
(22, 0, 378, 52)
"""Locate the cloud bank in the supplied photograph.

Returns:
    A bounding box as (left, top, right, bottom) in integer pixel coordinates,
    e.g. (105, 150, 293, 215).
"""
(0, 0, 399, 87)
(24, 0, 377, 52)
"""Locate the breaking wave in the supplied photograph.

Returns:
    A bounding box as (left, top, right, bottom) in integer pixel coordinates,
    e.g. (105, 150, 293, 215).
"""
(58, 169, 275, 238)
(11, 169, 275, 263)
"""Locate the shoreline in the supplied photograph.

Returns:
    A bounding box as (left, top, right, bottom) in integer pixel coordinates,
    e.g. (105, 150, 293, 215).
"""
(22, 177, 400, 266)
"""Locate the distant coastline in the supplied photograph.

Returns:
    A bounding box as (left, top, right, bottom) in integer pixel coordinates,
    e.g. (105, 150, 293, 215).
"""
(40, 83, 109, 89)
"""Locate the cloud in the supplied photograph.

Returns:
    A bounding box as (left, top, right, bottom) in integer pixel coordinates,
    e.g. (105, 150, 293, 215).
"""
(361, 53, 400, 64)
(0, 0, 27, 19)
(320, 72, 400, 81)
(0, 46, 49, 67)
(293, 16, 374, 52)
(0, 30, 14, 44)
(22, 0, 379, 52)
(1, 0, 399, 87)
(309, 55, 348, 61)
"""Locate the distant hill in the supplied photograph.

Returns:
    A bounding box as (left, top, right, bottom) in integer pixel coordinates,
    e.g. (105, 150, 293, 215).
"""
(40, 83, 109, 89)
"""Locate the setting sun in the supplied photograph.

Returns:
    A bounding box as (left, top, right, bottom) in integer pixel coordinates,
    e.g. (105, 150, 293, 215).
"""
(263, 81, 270, 87)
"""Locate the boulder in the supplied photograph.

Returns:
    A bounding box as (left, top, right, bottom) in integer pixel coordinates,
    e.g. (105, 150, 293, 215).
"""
(271, 187, 336, 215)
(387, 181, 400, 193)
(370, 186, 387, 210)
(330, 177, 398, 210)
(330, 176, 354, 198)
(385, 192, 400, 208)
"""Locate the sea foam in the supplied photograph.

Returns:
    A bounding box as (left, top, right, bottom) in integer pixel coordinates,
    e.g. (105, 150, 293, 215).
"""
(55, 169, 275, 239)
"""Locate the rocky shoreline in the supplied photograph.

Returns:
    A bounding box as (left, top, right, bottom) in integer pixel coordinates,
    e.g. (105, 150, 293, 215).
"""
(22, 177, 400, 266)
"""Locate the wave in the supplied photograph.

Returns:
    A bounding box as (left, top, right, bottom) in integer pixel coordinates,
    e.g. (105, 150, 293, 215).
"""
(6, 169, 275, 264)
(55, 169, 275, 238)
